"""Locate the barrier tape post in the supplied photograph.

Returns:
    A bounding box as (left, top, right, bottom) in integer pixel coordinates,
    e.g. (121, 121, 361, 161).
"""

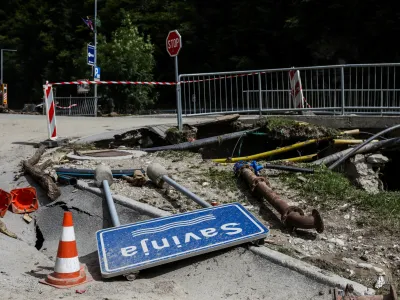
(43, 83, 57, 141)
(289, 69, 306, 109)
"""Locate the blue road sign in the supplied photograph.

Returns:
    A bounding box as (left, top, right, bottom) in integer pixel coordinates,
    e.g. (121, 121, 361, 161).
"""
(87, 44, 95, 66)
(94, 66, 100, 81)
(96, 203, 269, 278)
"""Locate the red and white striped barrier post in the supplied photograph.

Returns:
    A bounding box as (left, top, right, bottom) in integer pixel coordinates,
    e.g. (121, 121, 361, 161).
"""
(43, 82, 57, 141)
(289, 69, 306, 109)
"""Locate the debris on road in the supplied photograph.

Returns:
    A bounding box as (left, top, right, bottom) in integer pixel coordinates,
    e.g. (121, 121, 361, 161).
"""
(22, 145, 60, 201)
(3, 115, 399, 295)
(122, 169, 147, 187)
(234, 161, 324, 233)
(95, 165, 121, 227)
(0, 219, 18, 239)
(23, 213, 33, 223)
(147, 162, 212, 208)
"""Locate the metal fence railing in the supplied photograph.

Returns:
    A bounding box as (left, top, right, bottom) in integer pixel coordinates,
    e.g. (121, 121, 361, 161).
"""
(178, 63, 400, 117)
(52, 96, 97, 116)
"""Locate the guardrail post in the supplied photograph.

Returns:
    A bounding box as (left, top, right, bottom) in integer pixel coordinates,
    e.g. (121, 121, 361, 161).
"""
(69, 95, 72, 116)
(258, 72, 262, 116)
(94, 96, 98, 117)
(341, 67, 345, 115)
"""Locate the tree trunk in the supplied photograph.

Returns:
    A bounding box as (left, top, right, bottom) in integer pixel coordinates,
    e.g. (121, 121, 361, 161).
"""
(22, 145, 60, 201)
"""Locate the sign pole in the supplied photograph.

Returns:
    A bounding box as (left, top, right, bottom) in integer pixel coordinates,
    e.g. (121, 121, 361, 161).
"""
(94, 0, 98, 116)
(174, 56, 182, 131)
(166, 30, 183, 131)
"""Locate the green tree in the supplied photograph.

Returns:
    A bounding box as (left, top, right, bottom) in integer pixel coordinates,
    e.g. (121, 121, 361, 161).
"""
(97, 13, 156, 112)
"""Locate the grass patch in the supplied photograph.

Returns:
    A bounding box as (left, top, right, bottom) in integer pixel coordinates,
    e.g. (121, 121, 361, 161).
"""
(204, 168, 237, 191)
(282, 165, 400, 228)
(256, 117, 340, 140)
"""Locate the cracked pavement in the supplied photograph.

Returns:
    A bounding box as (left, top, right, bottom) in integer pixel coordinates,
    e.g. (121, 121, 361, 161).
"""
(0, 114, 334, 299)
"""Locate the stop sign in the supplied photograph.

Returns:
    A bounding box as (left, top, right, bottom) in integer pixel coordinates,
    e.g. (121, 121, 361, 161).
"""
(166, 30, 182, 57)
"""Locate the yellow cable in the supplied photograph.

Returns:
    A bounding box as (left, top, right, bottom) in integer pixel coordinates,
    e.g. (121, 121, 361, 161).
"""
(212, 138, 329, 163)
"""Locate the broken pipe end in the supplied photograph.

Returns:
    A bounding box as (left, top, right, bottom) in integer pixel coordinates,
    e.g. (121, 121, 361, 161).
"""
(147, 163, 169, 188)
(283, 207, 325, 233)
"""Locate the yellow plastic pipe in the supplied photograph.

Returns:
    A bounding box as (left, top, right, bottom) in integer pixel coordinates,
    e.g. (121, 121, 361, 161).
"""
(340, 129, 360, 135)
(273, 153, 318, 163)
(212, 138, 330, 163)
(333, 139, 379, 145)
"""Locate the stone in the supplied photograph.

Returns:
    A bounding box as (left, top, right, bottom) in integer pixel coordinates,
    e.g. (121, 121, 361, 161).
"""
(375, 275, 385, 289)
(366, 154, 389, 164)
(372, 266, 385, 275)
(345, 154, 384, 194)
(357, 262, 373, 269)
(328, 238, 345, 246)
(360, 254, 369, 261)
(202, 182, 210, 187)
(342, 257, 358, 265)
(297, 176, 307, 183)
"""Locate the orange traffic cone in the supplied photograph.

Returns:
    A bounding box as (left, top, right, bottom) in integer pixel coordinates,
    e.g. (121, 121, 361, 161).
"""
(40, 211, 91, 288)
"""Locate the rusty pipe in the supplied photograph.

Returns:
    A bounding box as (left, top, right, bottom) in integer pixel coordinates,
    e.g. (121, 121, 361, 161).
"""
(333, 284, 397, 300)
(239, 165, 324, 233)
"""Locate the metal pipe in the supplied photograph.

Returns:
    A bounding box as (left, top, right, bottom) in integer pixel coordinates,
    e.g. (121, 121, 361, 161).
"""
(238, 165, 324, 233)
(142, 128, 259, 152)
(329, 123, 400, 170)
(55, 168, 145, 178)
(314, 137, 400, 166)
(102, 179, 121, 227)
(147, 163, 212, 208)
(57, 174, 78, 186)
(162, 175, 212, 208)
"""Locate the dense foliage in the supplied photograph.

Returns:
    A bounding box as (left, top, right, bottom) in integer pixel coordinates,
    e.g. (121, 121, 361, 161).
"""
(1, 0, 399, 110)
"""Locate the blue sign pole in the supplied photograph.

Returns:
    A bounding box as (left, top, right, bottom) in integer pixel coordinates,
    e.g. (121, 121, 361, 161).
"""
(96, 203, 269, 278)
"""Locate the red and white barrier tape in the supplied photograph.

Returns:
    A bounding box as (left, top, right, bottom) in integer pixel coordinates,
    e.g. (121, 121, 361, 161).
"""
(48, 72, 267, 86)
(50, 80, 177, 85)
(56, 104, 77, 109)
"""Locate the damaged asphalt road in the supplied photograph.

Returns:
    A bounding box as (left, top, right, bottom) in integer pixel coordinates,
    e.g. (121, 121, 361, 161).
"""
(1, 185, 331, 300)
(36, 186, 151, 258)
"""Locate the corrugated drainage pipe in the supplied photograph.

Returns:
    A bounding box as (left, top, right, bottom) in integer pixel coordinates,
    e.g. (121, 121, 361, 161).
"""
(238, 165, 324, 233)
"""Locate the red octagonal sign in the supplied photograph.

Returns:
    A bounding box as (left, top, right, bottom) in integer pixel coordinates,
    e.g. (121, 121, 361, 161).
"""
(166, 30, 182, 57)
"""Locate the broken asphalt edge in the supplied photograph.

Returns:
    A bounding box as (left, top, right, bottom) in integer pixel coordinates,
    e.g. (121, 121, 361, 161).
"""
(75, 180, 172, 218)
(249, 246, 374, 296)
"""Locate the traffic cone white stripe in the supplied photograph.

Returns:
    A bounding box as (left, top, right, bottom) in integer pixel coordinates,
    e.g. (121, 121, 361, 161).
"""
(61, 226, 76, 242)
(54, 257, 81, 274)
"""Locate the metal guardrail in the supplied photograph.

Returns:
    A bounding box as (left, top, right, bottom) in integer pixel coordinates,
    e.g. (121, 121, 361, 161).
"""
(178, 63, 400, 117)
(52, 96, 97, 116)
